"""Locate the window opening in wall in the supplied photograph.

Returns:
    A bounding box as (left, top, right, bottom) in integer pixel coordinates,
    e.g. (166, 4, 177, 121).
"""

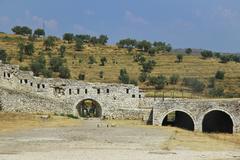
(139, 95, 141, 98)
(42, 84, 45, 88)
(97, 89, 100, 94)
(132, 94, 135, 98)
(69, 89, 72, 95)
(85, 89, 88, 94)
(30, 82, 33, 86)
(126, 89, 129, 94)
(37, 84, 40, 89)
(7, 73, 10, 78)
(106, 89, 109, 93)
(77, 89, 80, 94)
(24, 79, 28, 84)
(20, 79, 23, 84)
(3, 72, 6, 77)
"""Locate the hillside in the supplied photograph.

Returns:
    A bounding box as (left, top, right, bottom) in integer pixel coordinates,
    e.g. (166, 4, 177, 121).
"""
(0, 33, 240, 98)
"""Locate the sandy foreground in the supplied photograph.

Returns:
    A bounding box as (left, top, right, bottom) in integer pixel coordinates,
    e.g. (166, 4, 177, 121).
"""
(0, 115, 240, 160)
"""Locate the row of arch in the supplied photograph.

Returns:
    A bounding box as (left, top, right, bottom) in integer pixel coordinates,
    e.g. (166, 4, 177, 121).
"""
(162, 110, 234, 133)
(75, 99, 235, 134)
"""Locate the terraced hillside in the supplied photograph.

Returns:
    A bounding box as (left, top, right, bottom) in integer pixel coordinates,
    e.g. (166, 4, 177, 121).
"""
(0, 33, 240, 98)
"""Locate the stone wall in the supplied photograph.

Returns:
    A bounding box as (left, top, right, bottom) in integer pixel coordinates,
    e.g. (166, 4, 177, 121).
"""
(0, 61, 240, 133)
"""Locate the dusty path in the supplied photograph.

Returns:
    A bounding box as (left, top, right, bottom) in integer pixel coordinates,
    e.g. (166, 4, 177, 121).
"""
(0, 119, 240, 160)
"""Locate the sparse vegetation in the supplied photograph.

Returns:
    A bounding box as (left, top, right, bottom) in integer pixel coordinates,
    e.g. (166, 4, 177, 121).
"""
(215, 70, 225, 80)
(0, 32, 239, 98)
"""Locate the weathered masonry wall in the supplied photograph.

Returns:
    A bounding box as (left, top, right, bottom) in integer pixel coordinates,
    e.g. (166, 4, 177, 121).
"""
(149, 98, 240, 133)
(0, 61, 146, 119)
(0, 61, 240, 133)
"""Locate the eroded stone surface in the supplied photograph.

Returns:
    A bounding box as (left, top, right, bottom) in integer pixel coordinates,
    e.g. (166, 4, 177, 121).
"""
(0, 60, 240, 132)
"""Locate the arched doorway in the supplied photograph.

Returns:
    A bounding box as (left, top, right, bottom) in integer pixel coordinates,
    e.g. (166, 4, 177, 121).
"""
(202, 110, 233, 133)
(76, 99, 102, 118)
(162, 111, 194, 131)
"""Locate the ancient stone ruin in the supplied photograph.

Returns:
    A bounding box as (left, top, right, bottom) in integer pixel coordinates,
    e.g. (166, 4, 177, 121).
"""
(0, 60, 239, 133)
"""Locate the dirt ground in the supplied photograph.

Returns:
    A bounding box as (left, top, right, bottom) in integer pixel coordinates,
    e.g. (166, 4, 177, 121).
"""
(0, 113, 240, 160)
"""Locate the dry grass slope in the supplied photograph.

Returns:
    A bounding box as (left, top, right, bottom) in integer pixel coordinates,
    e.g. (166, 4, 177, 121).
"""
(0, 33, 240, 98)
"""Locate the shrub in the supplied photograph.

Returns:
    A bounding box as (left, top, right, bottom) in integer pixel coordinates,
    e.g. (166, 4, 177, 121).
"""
(138, 72, 148, 82)
(148, 75, 167, 90)
(169, 74, 179, 85)
(59, 45, 66, 58)
(208, 77, 215, 88)
(176, 54, 183, 62)
(42, 68, 53, 78)
(30, 55, 46, 76)
(215, 70, 225, 80)
(219, 55, 230, 63)
(185, 48, 192, 54)
(0, 49, 7, 63)
(119, 68, 129, 84)
(63, 33, 74, 43)
(133, 53, 145, 64)
(99, 71, 104, 79)
(208, 87, 224, 97)
(201, 50, 213, 59)
(79, 73, 85, 80)
(43, 36, 55, 50)
(142, 60, 156, 73)
(129, 79, 138, 86)
(100, 57, 107, 66)
(148, 47, 157, 56)
(183, 78, 205, 93)
(75, 39, 84, 51)
(88, 55, 96, 64)
(49, 57, 64, 72)
(59, 66, 70, 79)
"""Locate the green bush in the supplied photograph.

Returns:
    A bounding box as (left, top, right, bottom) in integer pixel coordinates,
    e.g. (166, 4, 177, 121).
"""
(49, 57, 64, 72)
(169, 74, 179, 85)
(99, 71, 104, 79)
(59, 66, 70, 79)
(138, 72, 148, 82)
(148, 75, 167, 90)
(88, 55, 96, 64)
(176, 54, 183, 62)
(119, 68, 129, 84)
(208, 87, 224, 97)
(129, 79, 138, 86)
(0, 49, 8, 63)
(183, 78, 205, 93)
(215, 70, 225, 80)
(42, 68, 53, 78)
(201, 50, 213, 59)
(208, 77, 215, 88)
(100, 57, 107, 66)
(142, 60, 156, 73)
(78, 73, 85, 80)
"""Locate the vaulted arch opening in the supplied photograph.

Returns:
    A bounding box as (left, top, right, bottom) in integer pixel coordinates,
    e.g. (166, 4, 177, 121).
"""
(162, 111, 194, 131)
(202, 110, 233, 134)
(76, 99, 102, 118)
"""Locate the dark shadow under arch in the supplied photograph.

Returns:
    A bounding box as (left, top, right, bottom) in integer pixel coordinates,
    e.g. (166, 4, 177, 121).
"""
(162, 111, 194, 131)
(76, 99, 102, 118)
(202, 110, 233, 134)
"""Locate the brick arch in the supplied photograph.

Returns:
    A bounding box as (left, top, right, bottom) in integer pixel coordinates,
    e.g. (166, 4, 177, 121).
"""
(159, 108, 196, 131)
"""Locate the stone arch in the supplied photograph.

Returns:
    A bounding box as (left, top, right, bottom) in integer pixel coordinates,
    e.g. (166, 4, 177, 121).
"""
(160, 109, 195, 131)
(75, 98, 102, 118)
(201, 109, 235, 133)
